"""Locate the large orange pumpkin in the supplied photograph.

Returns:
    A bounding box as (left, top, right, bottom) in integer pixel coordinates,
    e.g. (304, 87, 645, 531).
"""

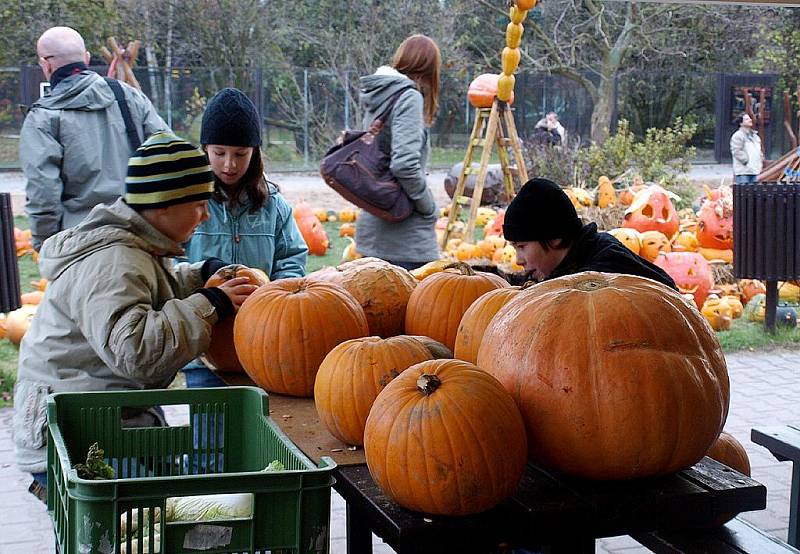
(307, 258, 417, 338)
(364, 359, 528, 515)
(234, 278, 369, 397)
(477, 272, 729, 480)
(623, 185, 680, 239)
(654, 252, 715, 307)
(405, 262, 509, 351)
(293, 200, 330, 256)
(706, 431, 752, 525)
(314, 336, 432, 445)
(467, 73, 514, 109)
(454, 286, 522, 364)
(0, 313, 5, 341)
(6, 304, 37, 346)
(203, 265, 270, 372)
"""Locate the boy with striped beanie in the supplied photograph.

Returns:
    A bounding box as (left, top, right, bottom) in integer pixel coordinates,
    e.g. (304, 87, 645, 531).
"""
(13, 132, 259, 492)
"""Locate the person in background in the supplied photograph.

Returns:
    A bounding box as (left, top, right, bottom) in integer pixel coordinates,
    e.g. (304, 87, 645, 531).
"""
(14, 132, 258, 501)
(503, 178, 677, 289)
(545, 111, 567, 143)
(21, 26, 168, 250)
(531, 112, 563, 146)
(355, 34, 441, 270)
(730, 113, 764, 184)
(183, 87, 308, 387)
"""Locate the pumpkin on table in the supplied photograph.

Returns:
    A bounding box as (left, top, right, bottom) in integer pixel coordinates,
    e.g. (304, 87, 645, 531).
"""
(705, 431, 752, 525)
(477, 272, 729, 480)
(405, 262, 509, 351)
(204, 265, 269, 372)
(314, 336, 432, 445)
(307, 257, 417, 338)
(234, 278, 369, 397)
(454, 286, 523, 364)
(364, 359, 528, 515)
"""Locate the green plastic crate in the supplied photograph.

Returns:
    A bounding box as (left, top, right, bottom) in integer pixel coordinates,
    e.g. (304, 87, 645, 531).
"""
(46, 386, 336, 554)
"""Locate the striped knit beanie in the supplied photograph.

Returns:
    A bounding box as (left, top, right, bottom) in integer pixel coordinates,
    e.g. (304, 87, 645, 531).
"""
(125, 132, 214, 210)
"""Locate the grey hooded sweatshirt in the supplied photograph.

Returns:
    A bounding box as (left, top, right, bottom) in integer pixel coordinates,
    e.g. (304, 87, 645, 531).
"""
(355, 67, 439, 264)
(20, 70, 167, 249)
(13, 199, 218, 473)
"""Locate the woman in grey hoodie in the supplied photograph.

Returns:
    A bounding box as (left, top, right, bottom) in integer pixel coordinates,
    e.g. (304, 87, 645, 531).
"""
(356, 34, 441, 270)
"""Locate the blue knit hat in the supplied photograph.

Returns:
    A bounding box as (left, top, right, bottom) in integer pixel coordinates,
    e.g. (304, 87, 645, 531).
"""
(200, 88, 262, 147)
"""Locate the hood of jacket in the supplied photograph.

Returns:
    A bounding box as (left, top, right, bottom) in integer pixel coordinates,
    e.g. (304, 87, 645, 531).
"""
(33, 70, 115, 111)
(39, 198, 184, 281)
(360, 66, 417, 114)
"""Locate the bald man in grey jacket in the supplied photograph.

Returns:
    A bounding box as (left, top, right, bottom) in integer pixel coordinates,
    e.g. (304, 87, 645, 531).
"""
(21, 26, 168, 249)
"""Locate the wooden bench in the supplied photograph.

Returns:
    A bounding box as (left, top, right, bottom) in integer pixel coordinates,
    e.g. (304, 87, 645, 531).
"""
(752, 425, 800, 548)
(634, 516, 799, 553)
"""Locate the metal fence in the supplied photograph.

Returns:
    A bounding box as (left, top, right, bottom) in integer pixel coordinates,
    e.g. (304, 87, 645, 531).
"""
(0, 65, 792, 171)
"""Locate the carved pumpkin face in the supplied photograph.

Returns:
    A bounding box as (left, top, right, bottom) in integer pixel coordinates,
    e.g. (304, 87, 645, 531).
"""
(597, 176, 617, 208)
(701, 295, 732, 331)
(697, 200, 733, 250)
(740, 280, 766, 305)
(673, 231, 699, 252)
(779, 281, 800, 303)
(608, 228, 641, 255)
(654, 252, 715, 307)
(745, 293, 766, 322)
(467, 73, 514, 108)
(623, 185, 680, 239)
(638, 230, 671, 262)
(724, 296, 743, 319)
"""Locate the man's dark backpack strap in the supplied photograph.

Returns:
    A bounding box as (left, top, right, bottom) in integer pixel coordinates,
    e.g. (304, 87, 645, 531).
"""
(104, 77, 141, 152)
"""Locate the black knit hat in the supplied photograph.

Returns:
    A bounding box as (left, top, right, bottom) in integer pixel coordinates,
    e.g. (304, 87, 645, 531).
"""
(503, 178, 583, 242)
(125, 132, 214, 209)
(200, 88, 262, 147)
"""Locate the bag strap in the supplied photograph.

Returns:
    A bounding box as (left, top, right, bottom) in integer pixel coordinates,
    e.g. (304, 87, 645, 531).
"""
(104, 77, 141, 152)
(369, 86, 415, 132)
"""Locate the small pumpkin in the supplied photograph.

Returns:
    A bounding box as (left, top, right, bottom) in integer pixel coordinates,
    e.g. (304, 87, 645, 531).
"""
(455, 241, 482, 261)
(597, 176, 617, 208)
(672, 231, 699, 252)
(204, 265, 270, 372)
(779, 281, 800, 303)
(234, 278, 369, 397)
(505, 22, 524, 49)
(516, 0, 537, 9)
(725, 296, 744, 319)
(364, 359, 528, 515)
(701, 295, 733, 332)
(509, 5, 527, 24)
(20, 290, 44, 305)
(705, 431, 752, 525)
(454, 286, 522, 364)
(314, 336, 433, 445)
(339, 209, 357, 223)
(313, 208, 328, 223)
(339, 223, 355, 238)
(638, 230, 671, 262)
(483, 210, 505, 237)
(341, 237, 362, 262)
(293, 201, 330, 256)
(6, 304, 37, 346)
(608, 228, 640, 255)
(501, 47, 521, 76)
(740, 280, 766, 305)
(745, 293, 766, 322)
(405, 262, 509, 351)
(409, 259, 451, 281)
(696, 194, 733, 250)
(698, 247, 733, 264)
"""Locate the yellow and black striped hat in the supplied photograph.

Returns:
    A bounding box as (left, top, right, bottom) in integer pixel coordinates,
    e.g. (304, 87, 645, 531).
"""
(125, 132, 214, 209)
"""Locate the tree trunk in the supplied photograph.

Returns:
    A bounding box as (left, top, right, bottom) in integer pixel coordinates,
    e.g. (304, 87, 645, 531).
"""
(143, 1, 160, 107)
(590, 56, 621, 145)
(163, 2, 174, 129)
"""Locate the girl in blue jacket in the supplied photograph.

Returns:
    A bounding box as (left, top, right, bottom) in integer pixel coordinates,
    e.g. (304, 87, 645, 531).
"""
(183, 87, 308, 386)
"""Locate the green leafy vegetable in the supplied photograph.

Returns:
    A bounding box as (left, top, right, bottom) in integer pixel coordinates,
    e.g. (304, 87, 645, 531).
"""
(73, 442, 115, 480)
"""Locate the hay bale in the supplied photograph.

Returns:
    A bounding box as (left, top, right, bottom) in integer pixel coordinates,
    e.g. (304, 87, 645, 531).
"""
(581, 205, 626, 231)
(712, 263, 735, 285)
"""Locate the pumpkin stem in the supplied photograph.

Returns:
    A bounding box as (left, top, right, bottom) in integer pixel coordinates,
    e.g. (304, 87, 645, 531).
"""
(443, 261, 476, 276)
(416, 374, 442, 395)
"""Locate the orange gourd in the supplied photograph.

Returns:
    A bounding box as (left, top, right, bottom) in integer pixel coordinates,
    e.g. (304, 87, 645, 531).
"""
(364, 359, 528, 515)
(204, 265, 269, 372)
(597, 176, 617, 208)
(516, 0, 536, 9)
(706, 431, 752, 525)
(405, 262, 509, 351)
(477, 272, 729, 480)
(307, 258, 417, 338)
(234, 278, 369, 397)
(20, 291, 43, 305)
(506, 22, 524, 49)
(467, 74, 514, 108)
(314, 336, 433, 445)
(501, 47, 521, 75)
(293, 200, 329, 256)
(454, 286, 522, 364)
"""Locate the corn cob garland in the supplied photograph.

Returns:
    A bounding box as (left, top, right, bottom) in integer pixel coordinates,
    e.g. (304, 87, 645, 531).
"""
(498, 0, 536, 102)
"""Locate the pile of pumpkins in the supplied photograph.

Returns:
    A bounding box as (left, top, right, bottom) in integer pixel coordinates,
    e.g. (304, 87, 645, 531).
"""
(1, 279, 47, 346)
(435, 207, 525, 272)
(205, 259, 748, 519)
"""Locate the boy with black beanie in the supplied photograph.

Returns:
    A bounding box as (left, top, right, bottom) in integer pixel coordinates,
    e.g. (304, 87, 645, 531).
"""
(503, 178, 676, 288)
(13, 132, 259, 493)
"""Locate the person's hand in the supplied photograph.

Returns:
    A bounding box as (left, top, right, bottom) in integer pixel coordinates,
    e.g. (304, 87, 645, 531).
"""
(214, 276, 259, 312)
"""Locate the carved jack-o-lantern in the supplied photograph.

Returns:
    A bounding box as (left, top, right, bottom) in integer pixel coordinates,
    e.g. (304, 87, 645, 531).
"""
(638, 230, 672, 262)
(623, 185, 680, 239)
(654, 252, 715, 307)
(702, 295, 733, 331)
(697, 200, 733, 250)
(740, 280, 766, 305)
(608, 228, 641, 255)
(673, 231, 699, 252)
(725, 296, 743, 319)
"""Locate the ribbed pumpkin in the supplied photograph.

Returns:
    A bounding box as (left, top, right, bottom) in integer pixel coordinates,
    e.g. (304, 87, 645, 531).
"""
(314, 336, 433, 445)
(477, 272, 729, 480)
(454, 286, 522, 364)
(234, 278, 369, 397)
(364, 359, 528, 515)
(307, 257, 417, 337)
(467, 73, 514, 108)
(706, 431, 751, 525)
(204, 265, 269, 372)
(405, 262, 509, 351)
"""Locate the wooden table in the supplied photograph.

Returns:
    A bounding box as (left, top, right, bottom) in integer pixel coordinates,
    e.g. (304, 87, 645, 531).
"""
(217, 372, 767, 553)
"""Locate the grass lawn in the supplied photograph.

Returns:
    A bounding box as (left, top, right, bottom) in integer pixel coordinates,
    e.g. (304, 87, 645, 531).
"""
(2, 213, 799, 407)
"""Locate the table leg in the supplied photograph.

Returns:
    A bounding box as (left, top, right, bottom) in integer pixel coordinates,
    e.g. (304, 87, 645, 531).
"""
(346, 503, 373, 554)
(790, 462, 800, 547)
(540, 537, 595, 553)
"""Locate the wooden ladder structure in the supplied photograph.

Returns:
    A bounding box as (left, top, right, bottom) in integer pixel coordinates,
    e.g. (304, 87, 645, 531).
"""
(439, 99, 528, 249)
